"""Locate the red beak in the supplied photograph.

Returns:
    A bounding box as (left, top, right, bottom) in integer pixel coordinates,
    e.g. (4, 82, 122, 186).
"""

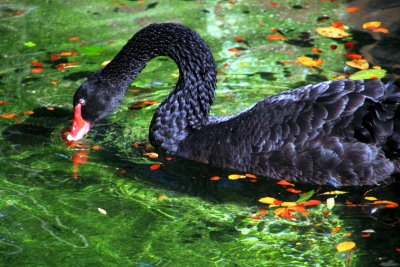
(67, 103, 92, 141)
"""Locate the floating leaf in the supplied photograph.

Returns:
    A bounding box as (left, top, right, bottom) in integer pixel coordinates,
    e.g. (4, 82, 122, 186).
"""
(150, 164, 161, 170)
(266, 35, 286, 40)
(297, 57, 323, 67)
(1, 113, 16, 118)
(69, 36, 79, 41)
(258, 197, 276, 204)
(24, 41, 36, 47)
(347, 7, 360, 12)
(277, 180, 295, 186)
(374, 28, 389, 34)
(31, 68, 44, 73)
(316, 27, 350, 38)
(56, 62, 80, 70)
(362, 21, 381, 30)
(31, 61, 43, 67)
(210, 176, 221, 181)
(128, 100, 158, 110)
(330, 22, 344, 28)
(311, 48, 323, 53)
(336, 241, 356, 252)
(349, 69, 387, 80)
(76, 45, 104, 56)
(344, 52, 362, 59)
(228, 174, 246, 180)
(320, 190, 348, 195)
(296, 190, 315, 203)
(143, 152, 158, 158)
(245, 173, 257, 178)
(301, 200, 322, 206)
(98, 208, 107, 215)
(286, 188, 302, 193)
(344, 41, 355, 50)
(371, 200, 398, 208)
(346, 59, 369, 70)
(365, 196, 377, 201)
(331, 226, 343, 234)
(327, 197, 335, 210)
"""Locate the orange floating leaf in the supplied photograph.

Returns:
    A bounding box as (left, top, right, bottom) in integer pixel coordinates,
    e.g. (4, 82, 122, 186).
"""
(336, 241, 356, 252)
(69, 36, 79, 41)
(346, 59, 369, 70)
(301, 200, 322, 206)
(316, 27, 350, 38)
(344, 233, 352, 237)
(374, 28, 389, 34)
(331, 226, 343, 234)
(50, 80, 59, 84)
(157, 195, 165, 199)
(92, 145, 101, 149)
(245, 173, 257, 178)
(344, 52, 362, 59)
(150, 164, 161, 170)
(269, 2, 277, 6)
(143, 152, 159, 158)
(371, 200, 399, 208)
(362, 233, 371, 237)
(58, 52, 79, 56)
(311, 48, 323, 53)
(24, 110, 34, 114)
(257, 210, 267, 215)
(46, 107, 54, 110)
(297, 57, 323, 67)
(210, 176, 221, 181)
(251, 216, 261, 220)
(228, 48, 239, 52)
(286, 188, 302, 193)
(31, 68, 44, 73)
(279, 61, 296, 65)
(362, 21, 381, 30)
(13, 11, 24, 16)
(277, 180, 295, 186)
(266, 35, 286, 40)
(1, 113, 16, 118)
(347, 7, 360, 12)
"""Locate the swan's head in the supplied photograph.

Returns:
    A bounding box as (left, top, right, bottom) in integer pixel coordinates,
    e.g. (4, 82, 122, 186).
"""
(67, 74, 124, 141)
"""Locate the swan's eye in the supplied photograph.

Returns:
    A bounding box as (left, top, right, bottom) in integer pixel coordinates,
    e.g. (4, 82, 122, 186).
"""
(79, 99, 86, 106)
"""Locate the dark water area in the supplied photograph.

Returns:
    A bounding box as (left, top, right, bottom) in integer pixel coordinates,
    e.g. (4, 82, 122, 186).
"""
(1, 0, 399, 266)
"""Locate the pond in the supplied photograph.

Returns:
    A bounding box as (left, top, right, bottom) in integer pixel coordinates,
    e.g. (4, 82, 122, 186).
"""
(1, 0, 399, 266)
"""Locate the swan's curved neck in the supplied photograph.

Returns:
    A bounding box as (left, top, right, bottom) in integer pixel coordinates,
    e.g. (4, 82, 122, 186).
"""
(101, 23, 217, 153)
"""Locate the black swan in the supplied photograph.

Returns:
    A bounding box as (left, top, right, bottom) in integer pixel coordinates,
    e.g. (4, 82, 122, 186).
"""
(67, 23, 400, 186)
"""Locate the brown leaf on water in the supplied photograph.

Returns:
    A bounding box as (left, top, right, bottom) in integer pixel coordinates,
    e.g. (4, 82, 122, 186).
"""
(128, 100, 159, 110)
(346, 59, 369, 70)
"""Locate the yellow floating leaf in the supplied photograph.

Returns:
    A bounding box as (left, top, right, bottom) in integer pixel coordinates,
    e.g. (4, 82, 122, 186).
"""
(346, 59, 369, 70)
(316, 27, 350, 38)
(273, 207, 287, 215)
(320, 190, 348, 195)
(327, 197, 335, 210)
(297, 57, 323, 67)
(365, 196, 377, 201)
(143, 152, 159, 158)
(228, 174, 246, 180)
(336, 241, 356, 252)
(362, 21, 381, 29)
(258, 197, 276, 204)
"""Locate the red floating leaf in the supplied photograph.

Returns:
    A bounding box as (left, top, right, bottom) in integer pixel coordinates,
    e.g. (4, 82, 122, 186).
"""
(269, 2, 277, 6)
(301, 200, 322, 206)
(150, 164, 161, 170)
(277, 180, 295, 186)
(228, 48, 239, 52)
(31, 61, 43, 67)
(330, 22, 344, 28)
(210, 176, 221, 181)
(330, 44, 338, 50)
(344, 41, 355, 50)
(235, 36, 245, 41)
(13, 11, 24, 16)
(311, 48, 323, 53)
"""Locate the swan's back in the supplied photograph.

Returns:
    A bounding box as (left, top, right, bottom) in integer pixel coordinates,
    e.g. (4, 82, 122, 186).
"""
(177, 79, 400, 186)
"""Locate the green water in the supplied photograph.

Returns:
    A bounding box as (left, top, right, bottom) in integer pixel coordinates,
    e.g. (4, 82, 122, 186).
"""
(1, 0, 399, 266)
